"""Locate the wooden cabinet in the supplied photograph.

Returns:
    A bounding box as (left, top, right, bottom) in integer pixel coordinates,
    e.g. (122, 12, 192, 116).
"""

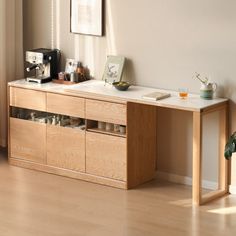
(86, 99, 126, 125)
(10, 118, 46, 164)
(10, 87, 46, 111)
(8, 85, 156, 189)
(47, 125, 85, 172)
(47, 93, 85, 117)
(86, 132, 126, 181)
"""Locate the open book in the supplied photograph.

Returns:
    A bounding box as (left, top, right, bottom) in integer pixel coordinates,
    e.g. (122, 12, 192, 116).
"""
(142, 91, 171, 101)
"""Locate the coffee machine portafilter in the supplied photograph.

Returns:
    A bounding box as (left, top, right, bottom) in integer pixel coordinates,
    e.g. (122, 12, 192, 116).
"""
(25, 48, 59, 83)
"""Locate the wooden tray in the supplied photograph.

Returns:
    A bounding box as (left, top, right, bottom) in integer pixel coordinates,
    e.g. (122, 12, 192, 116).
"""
(52, 79, 77, 85)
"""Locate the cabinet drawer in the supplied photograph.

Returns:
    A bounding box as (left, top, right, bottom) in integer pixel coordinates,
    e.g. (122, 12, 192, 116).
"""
(86, 132, 127, 181)
(86, 99, 126, 125)
(47, 93, 85, 118)
(10, 118, 46, 164)
(47, 125, 85, 172)
(10, 87, 46, 111)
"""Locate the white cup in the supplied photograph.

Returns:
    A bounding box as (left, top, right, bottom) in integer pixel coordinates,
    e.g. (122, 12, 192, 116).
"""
(119, 125, 126, 134)
(105, 123, 114, 131)
(98, 121, 106, 130)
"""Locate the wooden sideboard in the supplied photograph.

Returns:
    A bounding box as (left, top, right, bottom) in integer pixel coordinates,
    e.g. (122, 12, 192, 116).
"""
(8, 79, 229, 205)
(8, 84, 157, 189)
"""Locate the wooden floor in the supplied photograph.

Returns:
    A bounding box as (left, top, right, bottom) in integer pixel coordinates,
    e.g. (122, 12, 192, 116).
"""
(1, 149, 236, 236)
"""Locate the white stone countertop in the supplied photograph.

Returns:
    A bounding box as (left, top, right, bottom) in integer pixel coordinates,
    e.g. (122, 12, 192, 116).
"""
(8, 79, 228, 112)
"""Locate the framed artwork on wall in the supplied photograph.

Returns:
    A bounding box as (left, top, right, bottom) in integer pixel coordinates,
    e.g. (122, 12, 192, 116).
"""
(102, 56, 126, 84)
(70, 0, 103, 36)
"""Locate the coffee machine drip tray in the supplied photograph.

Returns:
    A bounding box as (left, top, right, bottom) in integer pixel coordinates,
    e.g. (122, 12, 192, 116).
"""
(26, 76, 52, 84)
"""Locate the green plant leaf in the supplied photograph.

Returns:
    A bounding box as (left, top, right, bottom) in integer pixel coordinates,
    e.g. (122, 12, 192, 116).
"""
(224, 132, 236, 160)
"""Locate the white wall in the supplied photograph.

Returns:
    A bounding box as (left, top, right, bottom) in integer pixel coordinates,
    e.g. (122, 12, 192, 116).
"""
(23, 0, 236, 185)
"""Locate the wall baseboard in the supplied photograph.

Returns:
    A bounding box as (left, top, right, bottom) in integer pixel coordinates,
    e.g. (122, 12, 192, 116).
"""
(156, 171, 218, 190)
(229, 185, 236, 194)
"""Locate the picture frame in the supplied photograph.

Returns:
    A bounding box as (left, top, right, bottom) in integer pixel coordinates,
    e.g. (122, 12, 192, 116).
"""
(70, 0, 103, 36)
(65, 59, 79, 73)
(102, 56, 126, 84)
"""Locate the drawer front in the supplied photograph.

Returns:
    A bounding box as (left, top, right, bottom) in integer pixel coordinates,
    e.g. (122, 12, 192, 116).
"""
(47, 93, 85, 118)
(10, 87, 46, 111)
(86, 132, 127, 181)
(86, 99, 126, 125)
(47, 125, 85, 172)
(10, 118, 46, 164)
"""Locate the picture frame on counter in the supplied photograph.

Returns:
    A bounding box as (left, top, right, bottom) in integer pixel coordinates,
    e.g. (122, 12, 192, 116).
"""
(70, 0, 103, 36)
(102, 56, 126, 84)
(65, 58, 79, 74)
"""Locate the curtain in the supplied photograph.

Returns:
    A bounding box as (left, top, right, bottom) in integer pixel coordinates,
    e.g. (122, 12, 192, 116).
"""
(0, 0, 23, 147)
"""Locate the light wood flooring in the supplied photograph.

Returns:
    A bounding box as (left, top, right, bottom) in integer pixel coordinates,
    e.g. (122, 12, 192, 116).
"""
(1, 149, 236, 236)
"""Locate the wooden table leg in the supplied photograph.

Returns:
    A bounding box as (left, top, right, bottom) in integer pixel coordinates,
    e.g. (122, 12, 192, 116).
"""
(193, 103, 228, 206)
(193, 111, 202, 206)
(219, 105, 228, 191)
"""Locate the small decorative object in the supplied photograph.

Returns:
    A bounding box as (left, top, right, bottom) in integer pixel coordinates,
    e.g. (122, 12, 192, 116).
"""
(70, 0, 103, 36)
(35, 117, 47, 123)
(105, 123, 114, 132)
(98, 121, 106, 130)
(30, 112, 36, 121)
(114, 124, 120, 132)
(47, 116, 53, 125)
(58, 72, 65, 80)
(112, 81, 130, 91)
(178, 88, 188, 99)
(119, 125, 126, 134)
(194, 72, 217, 100)
(70, 117, 82, 126)
(53, 60, 89, 85)
(52, 115, 56, 125)
(65, 59, 79, 74)
(102, 56, 126, 84)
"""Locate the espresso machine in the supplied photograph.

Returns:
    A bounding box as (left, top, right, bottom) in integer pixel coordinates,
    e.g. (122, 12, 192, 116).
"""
(25, 48, 59, 83)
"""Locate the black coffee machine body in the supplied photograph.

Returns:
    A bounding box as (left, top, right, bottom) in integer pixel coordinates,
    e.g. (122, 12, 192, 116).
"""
(26, 48, 59, 83)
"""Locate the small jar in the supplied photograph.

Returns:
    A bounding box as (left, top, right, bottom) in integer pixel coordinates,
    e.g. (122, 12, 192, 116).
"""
(114, 124, 120, 132)
(105, 123, 114, 132)
(98, 121, 106, 130)
(70, 72, 75, 82)
(119, 125, 126, 134)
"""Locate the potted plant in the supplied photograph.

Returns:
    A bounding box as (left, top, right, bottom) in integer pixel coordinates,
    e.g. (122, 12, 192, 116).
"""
(224, 132, 236, 159)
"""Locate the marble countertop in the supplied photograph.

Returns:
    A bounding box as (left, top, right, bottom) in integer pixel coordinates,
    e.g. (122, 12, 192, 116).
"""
(8, 79, 228, 112)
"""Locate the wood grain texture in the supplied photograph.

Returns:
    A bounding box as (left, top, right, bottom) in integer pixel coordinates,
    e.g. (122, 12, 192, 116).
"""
(47, 125, 85, 172)
(47, 93, 85, 117)
(9, 158, 126, 189)
(10, 87, 46, 111)
(10, 118, 46, 164)
(192, 111, 202, 205)
(86, 132, 127, 181)
(127, 102, 157, 188)
(85, 99, 126, 125)
(218, 104, 229, 191)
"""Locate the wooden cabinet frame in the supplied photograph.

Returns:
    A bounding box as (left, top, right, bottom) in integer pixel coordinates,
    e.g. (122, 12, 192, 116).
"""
(8, 83, 229, 205)
(8, 87, 156, 191)
(192, 102, 229, 205)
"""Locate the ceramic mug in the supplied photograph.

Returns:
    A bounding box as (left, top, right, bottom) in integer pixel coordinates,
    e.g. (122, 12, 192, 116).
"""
(200, 83, 217, 100)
